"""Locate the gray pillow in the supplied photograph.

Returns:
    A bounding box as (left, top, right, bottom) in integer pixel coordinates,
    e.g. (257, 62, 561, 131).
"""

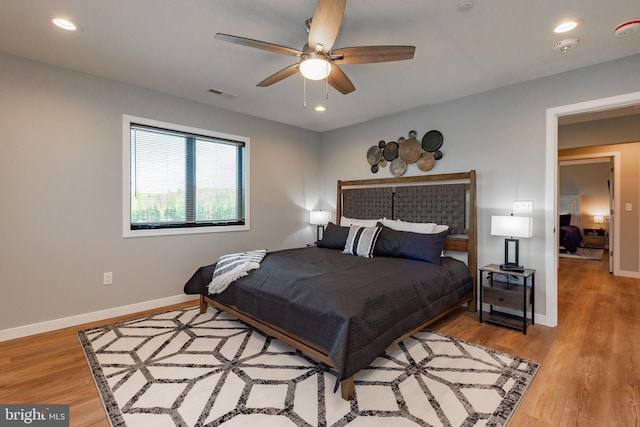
(374, 225, 448, 265)
(317, 222, 349, 249)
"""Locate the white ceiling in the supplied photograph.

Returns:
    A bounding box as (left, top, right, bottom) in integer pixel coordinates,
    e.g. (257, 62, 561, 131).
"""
(1, 0, 639, 132)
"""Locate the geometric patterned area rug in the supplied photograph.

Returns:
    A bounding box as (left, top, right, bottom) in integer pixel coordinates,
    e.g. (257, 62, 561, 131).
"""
(78, 306, 538, 427)
(559, 247, 604, 260)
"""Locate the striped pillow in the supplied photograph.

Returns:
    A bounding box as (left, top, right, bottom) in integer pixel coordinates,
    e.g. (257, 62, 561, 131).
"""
(343, 225, 382, 258)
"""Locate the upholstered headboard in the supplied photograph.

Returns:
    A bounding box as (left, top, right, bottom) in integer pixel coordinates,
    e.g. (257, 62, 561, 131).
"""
(338, 172, 474, 236)
(336, 171, 477, 302)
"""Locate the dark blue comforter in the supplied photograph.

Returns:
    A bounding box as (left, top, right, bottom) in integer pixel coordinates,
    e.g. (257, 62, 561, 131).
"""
(184, 246, 473, 388)
(560, 225, 581, 253)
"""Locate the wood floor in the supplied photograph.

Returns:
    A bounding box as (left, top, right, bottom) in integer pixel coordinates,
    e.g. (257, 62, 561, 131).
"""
(0, 252, 638, 426)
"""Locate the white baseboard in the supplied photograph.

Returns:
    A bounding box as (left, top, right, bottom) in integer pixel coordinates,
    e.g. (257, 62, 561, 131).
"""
(0, 294, 198, 342)
(618, 269, 640, 279)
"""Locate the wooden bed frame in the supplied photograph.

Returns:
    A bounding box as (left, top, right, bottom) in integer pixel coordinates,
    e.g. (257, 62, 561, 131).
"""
(200, 170, 477, 400)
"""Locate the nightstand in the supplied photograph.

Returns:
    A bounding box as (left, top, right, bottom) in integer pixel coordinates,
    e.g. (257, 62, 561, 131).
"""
(479, 265, 535, 335)
(583, 228, 605, 249)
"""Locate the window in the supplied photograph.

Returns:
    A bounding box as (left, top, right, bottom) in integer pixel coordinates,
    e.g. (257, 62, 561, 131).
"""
(123, 115, 249, 237)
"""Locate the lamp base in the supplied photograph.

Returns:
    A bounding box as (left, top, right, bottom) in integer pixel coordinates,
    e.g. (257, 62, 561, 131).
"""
(500, 263, 525, 273)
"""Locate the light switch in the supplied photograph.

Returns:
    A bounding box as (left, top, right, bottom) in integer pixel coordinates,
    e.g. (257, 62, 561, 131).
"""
(625, 203, 633, 212)
(513, 200, 533, 213)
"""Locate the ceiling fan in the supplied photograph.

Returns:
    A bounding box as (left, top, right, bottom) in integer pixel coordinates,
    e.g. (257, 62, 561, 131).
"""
(215, 0, 416, 95)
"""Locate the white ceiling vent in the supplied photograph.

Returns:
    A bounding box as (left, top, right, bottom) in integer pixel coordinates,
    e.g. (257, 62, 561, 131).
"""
(208, 88, 237, 100)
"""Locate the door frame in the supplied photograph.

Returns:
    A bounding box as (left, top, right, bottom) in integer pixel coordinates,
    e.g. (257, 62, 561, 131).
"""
(545, 90, 640, 327)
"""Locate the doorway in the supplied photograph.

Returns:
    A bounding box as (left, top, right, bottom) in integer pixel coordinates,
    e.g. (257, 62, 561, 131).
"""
(544, 90, 640, 327)
(558, 156, 616, 273)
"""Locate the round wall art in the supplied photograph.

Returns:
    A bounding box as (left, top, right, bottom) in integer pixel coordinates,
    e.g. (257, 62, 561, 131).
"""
(366, 129, 444, 174)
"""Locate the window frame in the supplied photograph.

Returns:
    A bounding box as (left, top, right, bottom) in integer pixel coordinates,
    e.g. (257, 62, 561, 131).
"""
(122, 115, 250, 237)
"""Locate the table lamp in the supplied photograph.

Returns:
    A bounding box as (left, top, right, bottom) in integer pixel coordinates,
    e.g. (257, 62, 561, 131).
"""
(309, 211, 331, 244)
(594, 215, 604, 229)
(491, 215, 533, 271)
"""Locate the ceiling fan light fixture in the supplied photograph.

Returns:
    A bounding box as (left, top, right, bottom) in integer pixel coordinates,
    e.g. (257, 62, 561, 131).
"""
(300, 53, 332, 80)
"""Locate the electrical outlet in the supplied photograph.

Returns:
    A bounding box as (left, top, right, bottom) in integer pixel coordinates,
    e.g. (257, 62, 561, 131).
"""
(513, 200, 533, 213)
(103, 272, 113, 285)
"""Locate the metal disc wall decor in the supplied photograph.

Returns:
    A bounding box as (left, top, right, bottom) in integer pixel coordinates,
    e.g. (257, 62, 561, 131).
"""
(367, 145, 382, 165)
(366, 129, 445, 174)
(398, 138, 421, 163)
(390, 158, 407, 176)
(422, 130, 443, 152)
(417, 152, 436, 171)
(382, 141, 399, 161)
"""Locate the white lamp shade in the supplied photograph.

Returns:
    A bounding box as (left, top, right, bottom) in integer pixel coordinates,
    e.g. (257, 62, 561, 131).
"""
(594, 215, 604, 223)
(491, 215, 532, 238)
(310, 210, 331, 226)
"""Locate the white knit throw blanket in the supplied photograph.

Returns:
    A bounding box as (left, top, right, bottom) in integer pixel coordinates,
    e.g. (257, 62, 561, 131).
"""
(207, 249, 267, 295)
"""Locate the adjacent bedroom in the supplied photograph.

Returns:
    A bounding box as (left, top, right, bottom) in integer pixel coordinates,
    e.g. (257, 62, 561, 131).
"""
(559, 159, 612, 263)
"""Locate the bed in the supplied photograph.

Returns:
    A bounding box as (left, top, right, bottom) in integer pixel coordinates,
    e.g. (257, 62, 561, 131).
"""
(559, 195, 583, 253)
(559, 214, 582, 253)
(184, 171, 477, 400)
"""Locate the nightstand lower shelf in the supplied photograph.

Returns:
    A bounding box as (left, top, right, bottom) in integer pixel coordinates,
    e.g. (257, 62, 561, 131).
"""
(483, 311, 532, 331)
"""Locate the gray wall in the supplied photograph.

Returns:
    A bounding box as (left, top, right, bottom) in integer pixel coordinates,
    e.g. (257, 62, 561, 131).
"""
(318, 54, 640, 321)
(0, 53, 321, 330)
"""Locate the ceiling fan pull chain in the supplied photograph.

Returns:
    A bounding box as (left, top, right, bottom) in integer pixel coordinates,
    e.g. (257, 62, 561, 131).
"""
(303, 77, 307, 108)
(325, 77, 329, 99)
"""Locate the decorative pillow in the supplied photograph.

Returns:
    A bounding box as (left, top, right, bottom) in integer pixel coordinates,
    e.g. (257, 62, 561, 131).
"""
(560, 214, 572, 227)
(374, 225, 449, 265)
(317, 222, 350, 249)
(343, 225, 382, 258)
(340, 216, 380, 228)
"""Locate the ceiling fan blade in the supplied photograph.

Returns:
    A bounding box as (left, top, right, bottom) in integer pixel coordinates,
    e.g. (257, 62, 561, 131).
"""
(307, 0, 346, 52)
(257, 63, 300, 87)
(331, 46, 416, 64)
(215, 33, 302, 57)
(327, 63, 355, 94)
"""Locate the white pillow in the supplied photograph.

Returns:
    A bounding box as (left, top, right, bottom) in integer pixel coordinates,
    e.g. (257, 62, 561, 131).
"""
(343, 225, 382, 258)
(435, 224, 450, 233)
(340, 216, 380, 228)
(381, 218, 440, 234)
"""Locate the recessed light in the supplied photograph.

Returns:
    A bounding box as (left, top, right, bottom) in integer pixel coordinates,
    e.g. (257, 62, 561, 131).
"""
(554, 21, 579, 33)
(52, 17, 81, 31)
(314, 105, 326, 112)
